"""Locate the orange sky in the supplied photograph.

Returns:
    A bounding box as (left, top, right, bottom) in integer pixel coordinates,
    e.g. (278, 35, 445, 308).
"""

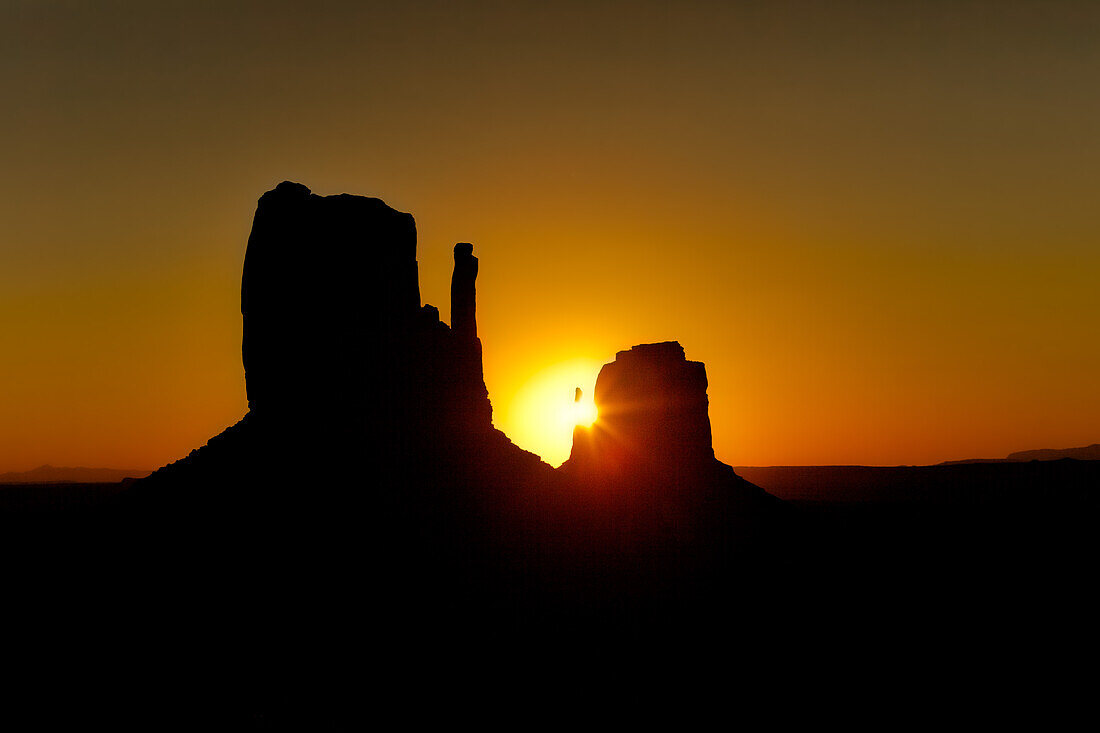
(2, 1, 1099, 472)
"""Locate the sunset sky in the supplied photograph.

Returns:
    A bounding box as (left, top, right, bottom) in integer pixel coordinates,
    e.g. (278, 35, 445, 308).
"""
(2, 1, 1099, 472)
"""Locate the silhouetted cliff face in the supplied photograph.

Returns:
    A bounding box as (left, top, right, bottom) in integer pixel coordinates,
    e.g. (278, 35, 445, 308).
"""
(241, 181, 421, 424)
(565, 342, 716, 480)
(450, 242, 477, 341)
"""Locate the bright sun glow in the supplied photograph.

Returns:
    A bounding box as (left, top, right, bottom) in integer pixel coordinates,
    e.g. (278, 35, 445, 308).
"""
(569, 397, 599, 429)
(505, 358, 603, 467)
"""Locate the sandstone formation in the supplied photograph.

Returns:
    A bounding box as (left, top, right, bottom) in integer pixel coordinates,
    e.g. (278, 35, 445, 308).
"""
(11, 185, 1098, 726)
(124, 184, 556, 705)
(565, 341, 717, 482)
(241, 181, 421, 424)
(447, 242, 492, 429)
(552, 340, 780, 592)
(112, 183, 780, 723)
(144, 182, 532, 491)
(450, 241, 477, 341)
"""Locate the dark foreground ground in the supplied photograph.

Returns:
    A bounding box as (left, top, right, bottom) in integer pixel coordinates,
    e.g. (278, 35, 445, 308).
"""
(3, 461, 1097, 726)
(743, 461, 1099, 602)
(741, 461, 1099, 613)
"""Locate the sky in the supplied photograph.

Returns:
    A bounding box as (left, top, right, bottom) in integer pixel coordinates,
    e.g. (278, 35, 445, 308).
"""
(2, 0, 1099, 471)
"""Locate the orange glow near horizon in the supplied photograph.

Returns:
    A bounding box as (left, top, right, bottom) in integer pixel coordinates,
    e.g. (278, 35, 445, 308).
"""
(2, 3, 1100, 473)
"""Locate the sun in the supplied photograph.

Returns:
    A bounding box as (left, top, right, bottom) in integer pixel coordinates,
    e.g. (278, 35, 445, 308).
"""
(504, 358, 604, 467)
(568, 391, 599, 428)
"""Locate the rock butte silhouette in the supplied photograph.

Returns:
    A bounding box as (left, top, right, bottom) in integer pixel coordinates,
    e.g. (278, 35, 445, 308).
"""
(566, 341, 717, 478)
(113, 181, 780, 665)
(146, 181, 507, 485)
(137, 181, 773, 514)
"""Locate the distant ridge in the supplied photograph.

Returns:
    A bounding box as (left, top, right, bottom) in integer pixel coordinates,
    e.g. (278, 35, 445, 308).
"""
(940, 443, 1100, 465)
(0, 465, 148, 484)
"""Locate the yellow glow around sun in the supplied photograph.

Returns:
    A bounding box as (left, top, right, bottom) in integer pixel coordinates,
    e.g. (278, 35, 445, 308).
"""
(505, 358, 603, 467)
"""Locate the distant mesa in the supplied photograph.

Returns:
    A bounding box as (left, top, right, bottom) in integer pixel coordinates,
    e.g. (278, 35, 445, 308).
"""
(1006, 444, 1100, 462)
(0, 465, 148, 484)
(941, 443, 1100, 465)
